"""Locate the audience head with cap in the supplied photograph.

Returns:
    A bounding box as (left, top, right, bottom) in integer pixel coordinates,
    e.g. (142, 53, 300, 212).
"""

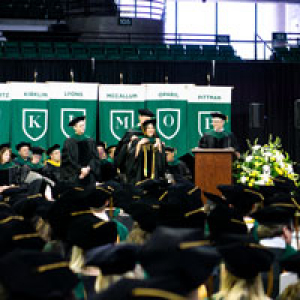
(47, 144, 61, 163)
(69, 116, 86, 136)
(211, 112, 227, 133)
(16, 141, 31, 160)
(138, 108, 154, 125)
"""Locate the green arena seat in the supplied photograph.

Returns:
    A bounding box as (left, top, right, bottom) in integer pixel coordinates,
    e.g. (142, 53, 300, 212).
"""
(156, 44, 172, 60)
(105, 44, 121, 60)
(54, 42, 71, 59)
(120, 44, 139, 60)
(170, 44, 187, 60)
(137, 44, 156, 60)
(71, 42, 89, 59)
(185, 45, 203, 60)
(37, 42, 55, 59)
(20, 42, 38, 58)
(3, 42, 20, 58)
(86, 43, 106, 60)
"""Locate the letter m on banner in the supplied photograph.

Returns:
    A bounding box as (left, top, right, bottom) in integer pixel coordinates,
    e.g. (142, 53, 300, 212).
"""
(22, 109, 48, 141)
(110, 110, 134, 141)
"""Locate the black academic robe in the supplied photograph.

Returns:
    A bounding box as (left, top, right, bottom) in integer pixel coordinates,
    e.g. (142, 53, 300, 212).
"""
(0, 162, 29, 186)
(166, 160, 192, 182)
(60, 135, 102, 186)
(42, 160, 61, 183)
(125, 139, 166, 184)
(198, 130, 239, 151)
(114, 126, 144, 173)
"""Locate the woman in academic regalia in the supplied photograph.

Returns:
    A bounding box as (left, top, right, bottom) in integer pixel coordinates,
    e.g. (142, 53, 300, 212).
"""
(125, 118, 166, 184)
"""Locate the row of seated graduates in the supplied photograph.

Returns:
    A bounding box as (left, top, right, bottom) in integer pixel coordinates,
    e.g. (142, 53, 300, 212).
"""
(1, 143, 300, 300)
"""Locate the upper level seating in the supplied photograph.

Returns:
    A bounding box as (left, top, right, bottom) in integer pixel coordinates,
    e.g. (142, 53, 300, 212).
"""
(0, 41, 242, 61)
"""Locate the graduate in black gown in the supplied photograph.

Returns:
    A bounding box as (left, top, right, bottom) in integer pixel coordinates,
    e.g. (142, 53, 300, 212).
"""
(165, 146, 192, 182)
(28, 146, 45, 172)
(114, 108, 155, 174)
(0, 143, 42, 196)
(60, 116, 102, 186)
(125, 118, 166, 184)
(42, 144, 61, 183)
(198, 112, 240, 157)
(14, 141, 31, 167)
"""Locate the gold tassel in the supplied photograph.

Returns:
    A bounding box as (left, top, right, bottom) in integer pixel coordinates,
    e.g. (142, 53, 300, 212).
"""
(143, 146, 147, 177)
(69, 246, 84, 273)
(267, 265, 274, 298)
(151, 145, 156, 179)
(109, 196, 114, 219)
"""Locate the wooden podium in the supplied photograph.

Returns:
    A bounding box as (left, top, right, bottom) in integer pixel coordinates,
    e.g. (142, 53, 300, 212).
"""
(192, 148, 234, 202)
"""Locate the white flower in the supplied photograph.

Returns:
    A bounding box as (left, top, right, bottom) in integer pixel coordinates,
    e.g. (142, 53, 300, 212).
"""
(286, 164, 294, 174)
(240, 176, 247, 184)
(262, 165, 271, 175)
(245, 156, 253, 163)
(252, 145, 261, 151)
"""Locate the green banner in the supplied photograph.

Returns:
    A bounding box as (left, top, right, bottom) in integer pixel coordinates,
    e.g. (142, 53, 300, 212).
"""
(187, 86, 233, 151)
(0, 84, 11, 145)
(99, 84, 145, 146)
(10, 82, 49, 150)
(48, 82, 98, 146)
(145, 84, 189, 157)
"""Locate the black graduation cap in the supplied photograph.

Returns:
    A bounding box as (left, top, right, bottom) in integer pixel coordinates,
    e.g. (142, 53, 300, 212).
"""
(139, 227, 204, 277)
(165, 146, 175, 153)
(85, 243, 141, 275)
(251, 206, 295, 225)
(217, 184, 264, 215)
(96, 140, 107, 148)
(210, 112, 227, 121)
(0, 143, 10, 151)
(280, 251, 300, 276)
(178, 153, 195, 177)
(0, 217, 45, 256)
(66, 214, 118, 250)
(0, 249, 79, 299)
(273, 176, 297, 193)
(127, 201, 159, 233)
(68, 115, 85, 127)
(12, 195, 53, 220)
(204, 191, 227, 207)
(46, 144, 60, 156)
(15, 141, 31, 151)
(219, 241, 275, 279)
(138, 108, 154, 117)
(31, 146, 45, 156)
(180, 239, 221, 290)
(207, 204, 248, 242)
(91, 277, 190, 300)
(142, 118, 157, 129)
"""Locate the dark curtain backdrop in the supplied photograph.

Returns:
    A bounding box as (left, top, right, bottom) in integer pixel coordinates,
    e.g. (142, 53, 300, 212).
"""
(0, 58, 299, 161)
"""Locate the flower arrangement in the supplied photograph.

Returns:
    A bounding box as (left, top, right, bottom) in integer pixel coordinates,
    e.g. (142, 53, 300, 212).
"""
(233, 136, 299, 187)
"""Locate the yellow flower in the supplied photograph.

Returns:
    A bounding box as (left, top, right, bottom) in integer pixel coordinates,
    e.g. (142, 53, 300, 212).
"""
(236, 165, 241, 169)
(270, 157, 276, 162)
(248, 182, 254, 187)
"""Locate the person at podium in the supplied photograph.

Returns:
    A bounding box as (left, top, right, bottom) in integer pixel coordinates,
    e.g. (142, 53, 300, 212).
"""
(198, 112, 240, 157)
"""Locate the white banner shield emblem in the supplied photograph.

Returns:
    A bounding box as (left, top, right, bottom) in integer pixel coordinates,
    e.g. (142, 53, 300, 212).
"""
(198, 111, 220, 136)
(22, 109, 48, 141)
(61, 108, 86, 138)
(110, 110, 134, 141)
(157, 108, 180, 140)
